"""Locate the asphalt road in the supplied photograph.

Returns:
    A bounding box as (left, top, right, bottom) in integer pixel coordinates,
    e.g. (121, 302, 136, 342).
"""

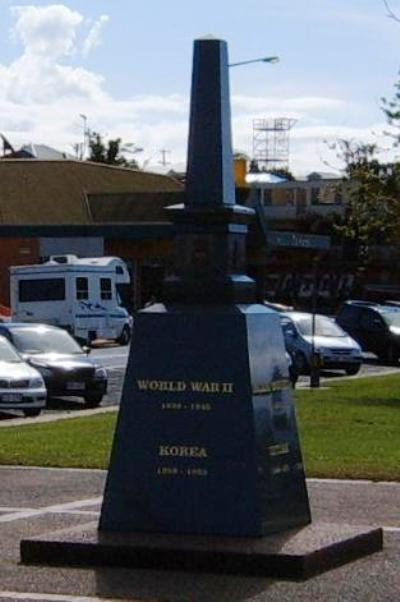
(0, 345, 399, 423)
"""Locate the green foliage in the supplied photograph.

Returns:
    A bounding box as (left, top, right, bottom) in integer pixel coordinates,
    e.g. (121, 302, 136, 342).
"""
(382, 76, 400, 147)
(267, 167, 296, 181)
(330, 139, 400, 260)
(87, 131, 139, 169)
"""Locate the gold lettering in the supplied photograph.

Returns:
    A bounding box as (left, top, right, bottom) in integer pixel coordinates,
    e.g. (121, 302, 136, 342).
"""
(137, 379, 234, 395)
(268, 443, 290, 456)
(137, 380, 187, 392)
(158, 445, 208, 458)
(253, 379, 290, 395)
(190, 381, 234, 394)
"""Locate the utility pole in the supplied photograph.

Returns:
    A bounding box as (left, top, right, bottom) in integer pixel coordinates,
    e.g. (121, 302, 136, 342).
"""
(79, 114, 89, 160)
(310, 256, 321, 388)
(159, 149, 171, 166)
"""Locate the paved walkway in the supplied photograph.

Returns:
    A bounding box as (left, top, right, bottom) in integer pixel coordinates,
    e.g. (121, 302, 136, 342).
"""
(0, 466, 399, 601)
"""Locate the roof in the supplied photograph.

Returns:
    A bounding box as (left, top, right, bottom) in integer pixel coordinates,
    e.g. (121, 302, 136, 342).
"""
(88, 191, 185, 223)
(0, 159, 182, 225)
(20, 143, 75, 160)
(246, 173, 287, 185)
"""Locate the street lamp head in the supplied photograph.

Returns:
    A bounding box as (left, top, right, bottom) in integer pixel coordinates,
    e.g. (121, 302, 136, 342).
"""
(261, 56, 280, 64)
(229, 55, 280, 68)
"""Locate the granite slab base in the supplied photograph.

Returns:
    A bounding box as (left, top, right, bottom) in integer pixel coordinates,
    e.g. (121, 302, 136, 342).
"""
(20, 521, 383, 580)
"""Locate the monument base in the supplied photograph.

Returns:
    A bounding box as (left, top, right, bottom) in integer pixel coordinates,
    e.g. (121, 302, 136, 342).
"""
(20, 522, 383, 580)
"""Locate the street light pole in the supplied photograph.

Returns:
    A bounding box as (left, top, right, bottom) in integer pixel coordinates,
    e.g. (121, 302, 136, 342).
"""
(229, 56, 279, 68)
(310, 256, 321, 388)
(79, 114, 88, 160)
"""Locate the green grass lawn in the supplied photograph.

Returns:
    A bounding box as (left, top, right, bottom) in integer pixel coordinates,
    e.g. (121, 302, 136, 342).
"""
(0, 373, 399, 480)
(297, 373, 400, 480)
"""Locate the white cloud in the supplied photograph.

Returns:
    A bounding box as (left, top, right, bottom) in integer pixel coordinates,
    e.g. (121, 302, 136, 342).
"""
(11, 4, 83, 58)
(82, 15, 109, 57)
(1, 5, 107, 103)
(0, 4, 391, 175)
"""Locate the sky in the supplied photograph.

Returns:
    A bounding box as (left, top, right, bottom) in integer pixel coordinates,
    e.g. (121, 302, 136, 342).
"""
(0, 0, 399, 176)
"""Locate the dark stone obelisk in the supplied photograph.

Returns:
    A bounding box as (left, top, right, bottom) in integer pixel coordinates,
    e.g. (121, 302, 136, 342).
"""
(99, 36, 311, 536)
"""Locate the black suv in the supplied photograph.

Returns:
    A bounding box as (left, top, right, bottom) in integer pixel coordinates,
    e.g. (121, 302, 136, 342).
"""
(336, 300, 400, 364)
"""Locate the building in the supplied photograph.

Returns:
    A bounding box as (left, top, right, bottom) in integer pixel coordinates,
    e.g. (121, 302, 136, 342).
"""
(249, 171, 345, 226)
(0, 159, 183, 308)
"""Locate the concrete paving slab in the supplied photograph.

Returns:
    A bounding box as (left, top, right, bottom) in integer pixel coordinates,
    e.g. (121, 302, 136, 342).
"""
(20, 521, 383, 580)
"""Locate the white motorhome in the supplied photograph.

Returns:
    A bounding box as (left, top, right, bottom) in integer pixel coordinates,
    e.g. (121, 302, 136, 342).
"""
(10, 255, 133, 345)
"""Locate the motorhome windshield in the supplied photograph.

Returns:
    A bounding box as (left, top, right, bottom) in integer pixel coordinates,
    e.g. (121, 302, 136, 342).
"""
(10, 327, 83, 355)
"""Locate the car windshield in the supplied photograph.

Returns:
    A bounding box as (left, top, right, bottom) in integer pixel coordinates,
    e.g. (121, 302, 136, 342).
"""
(0, 336, 23, 363)
(10, 327, 83, 355)
(381, 310, 400, 328)
(292, 315, 346, 337)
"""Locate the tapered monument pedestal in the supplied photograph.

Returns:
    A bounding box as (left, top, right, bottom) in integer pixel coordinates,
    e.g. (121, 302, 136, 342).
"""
(100, 304, 310, 536)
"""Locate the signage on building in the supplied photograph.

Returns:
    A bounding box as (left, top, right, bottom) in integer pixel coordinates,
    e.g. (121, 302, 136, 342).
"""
(268, 230, 331, 250)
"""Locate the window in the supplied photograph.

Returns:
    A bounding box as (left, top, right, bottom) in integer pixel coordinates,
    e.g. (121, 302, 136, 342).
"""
(100, 278, 112, 300)
(19, 278, 65, 302)
(285, 189, 295, 205)
(76, 277, 88, 300)
(338, 305, 360, 326)
(311, 187, 320, 205)
(263, 189, 272, 205)
(360, 310, 385, 332)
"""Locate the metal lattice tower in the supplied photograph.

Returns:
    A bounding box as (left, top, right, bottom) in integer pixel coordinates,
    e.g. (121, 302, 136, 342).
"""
(252, 118, 296, 170)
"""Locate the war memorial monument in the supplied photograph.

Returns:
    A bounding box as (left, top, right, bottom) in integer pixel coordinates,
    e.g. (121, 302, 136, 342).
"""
(21, 36, 383, 580)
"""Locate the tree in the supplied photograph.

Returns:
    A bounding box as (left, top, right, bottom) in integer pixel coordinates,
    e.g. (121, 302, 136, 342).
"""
(267, 167, 295, 181)
(87, 131, 139, 168)
(331, 139, 400, 262)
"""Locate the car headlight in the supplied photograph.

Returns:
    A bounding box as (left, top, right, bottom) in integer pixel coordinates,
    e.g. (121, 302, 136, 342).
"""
(30, 377, 45, 388)
(94, 366, 107, 379)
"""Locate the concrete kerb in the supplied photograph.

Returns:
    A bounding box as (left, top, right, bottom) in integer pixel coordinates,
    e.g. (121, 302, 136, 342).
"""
(0, 404, 117, 428)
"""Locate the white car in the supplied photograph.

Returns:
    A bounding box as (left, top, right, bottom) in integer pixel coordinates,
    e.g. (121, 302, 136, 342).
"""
(280, 311, 363, 376)
(0, 336, 46, 417)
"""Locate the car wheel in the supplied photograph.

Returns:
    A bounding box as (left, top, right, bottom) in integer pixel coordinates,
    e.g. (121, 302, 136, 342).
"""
(294, 352, 310, 375)
(23, 408, 41, 418)
(84, 392, 103, 408)
(345, 365, 361, 376)
(117, 325, 131, 346)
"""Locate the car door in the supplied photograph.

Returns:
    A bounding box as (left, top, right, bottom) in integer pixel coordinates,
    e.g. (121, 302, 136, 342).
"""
(336, 305, 362, 342)
(359, 309, 387, 354)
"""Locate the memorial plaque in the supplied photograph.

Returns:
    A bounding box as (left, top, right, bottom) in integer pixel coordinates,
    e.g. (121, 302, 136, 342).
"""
(99, 36, 311, 537)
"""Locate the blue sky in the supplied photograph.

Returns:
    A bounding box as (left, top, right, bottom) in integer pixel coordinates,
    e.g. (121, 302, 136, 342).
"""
(0, 0, 399, 174)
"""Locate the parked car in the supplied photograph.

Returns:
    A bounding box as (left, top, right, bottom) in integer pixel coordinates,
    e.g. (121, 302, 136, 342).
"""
(336, 300, 400, 364)
(280, 311, 363, 375)
(0, 323, 107, 407)
(286, 351, 298, 387)
(0, 335, 46, 417)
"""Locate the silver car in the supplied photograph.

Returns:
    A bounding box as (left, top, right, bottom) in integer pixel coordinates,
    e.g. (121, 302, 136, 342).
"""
(280, 311, 363, 375)
(0, 336, 46, 417)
